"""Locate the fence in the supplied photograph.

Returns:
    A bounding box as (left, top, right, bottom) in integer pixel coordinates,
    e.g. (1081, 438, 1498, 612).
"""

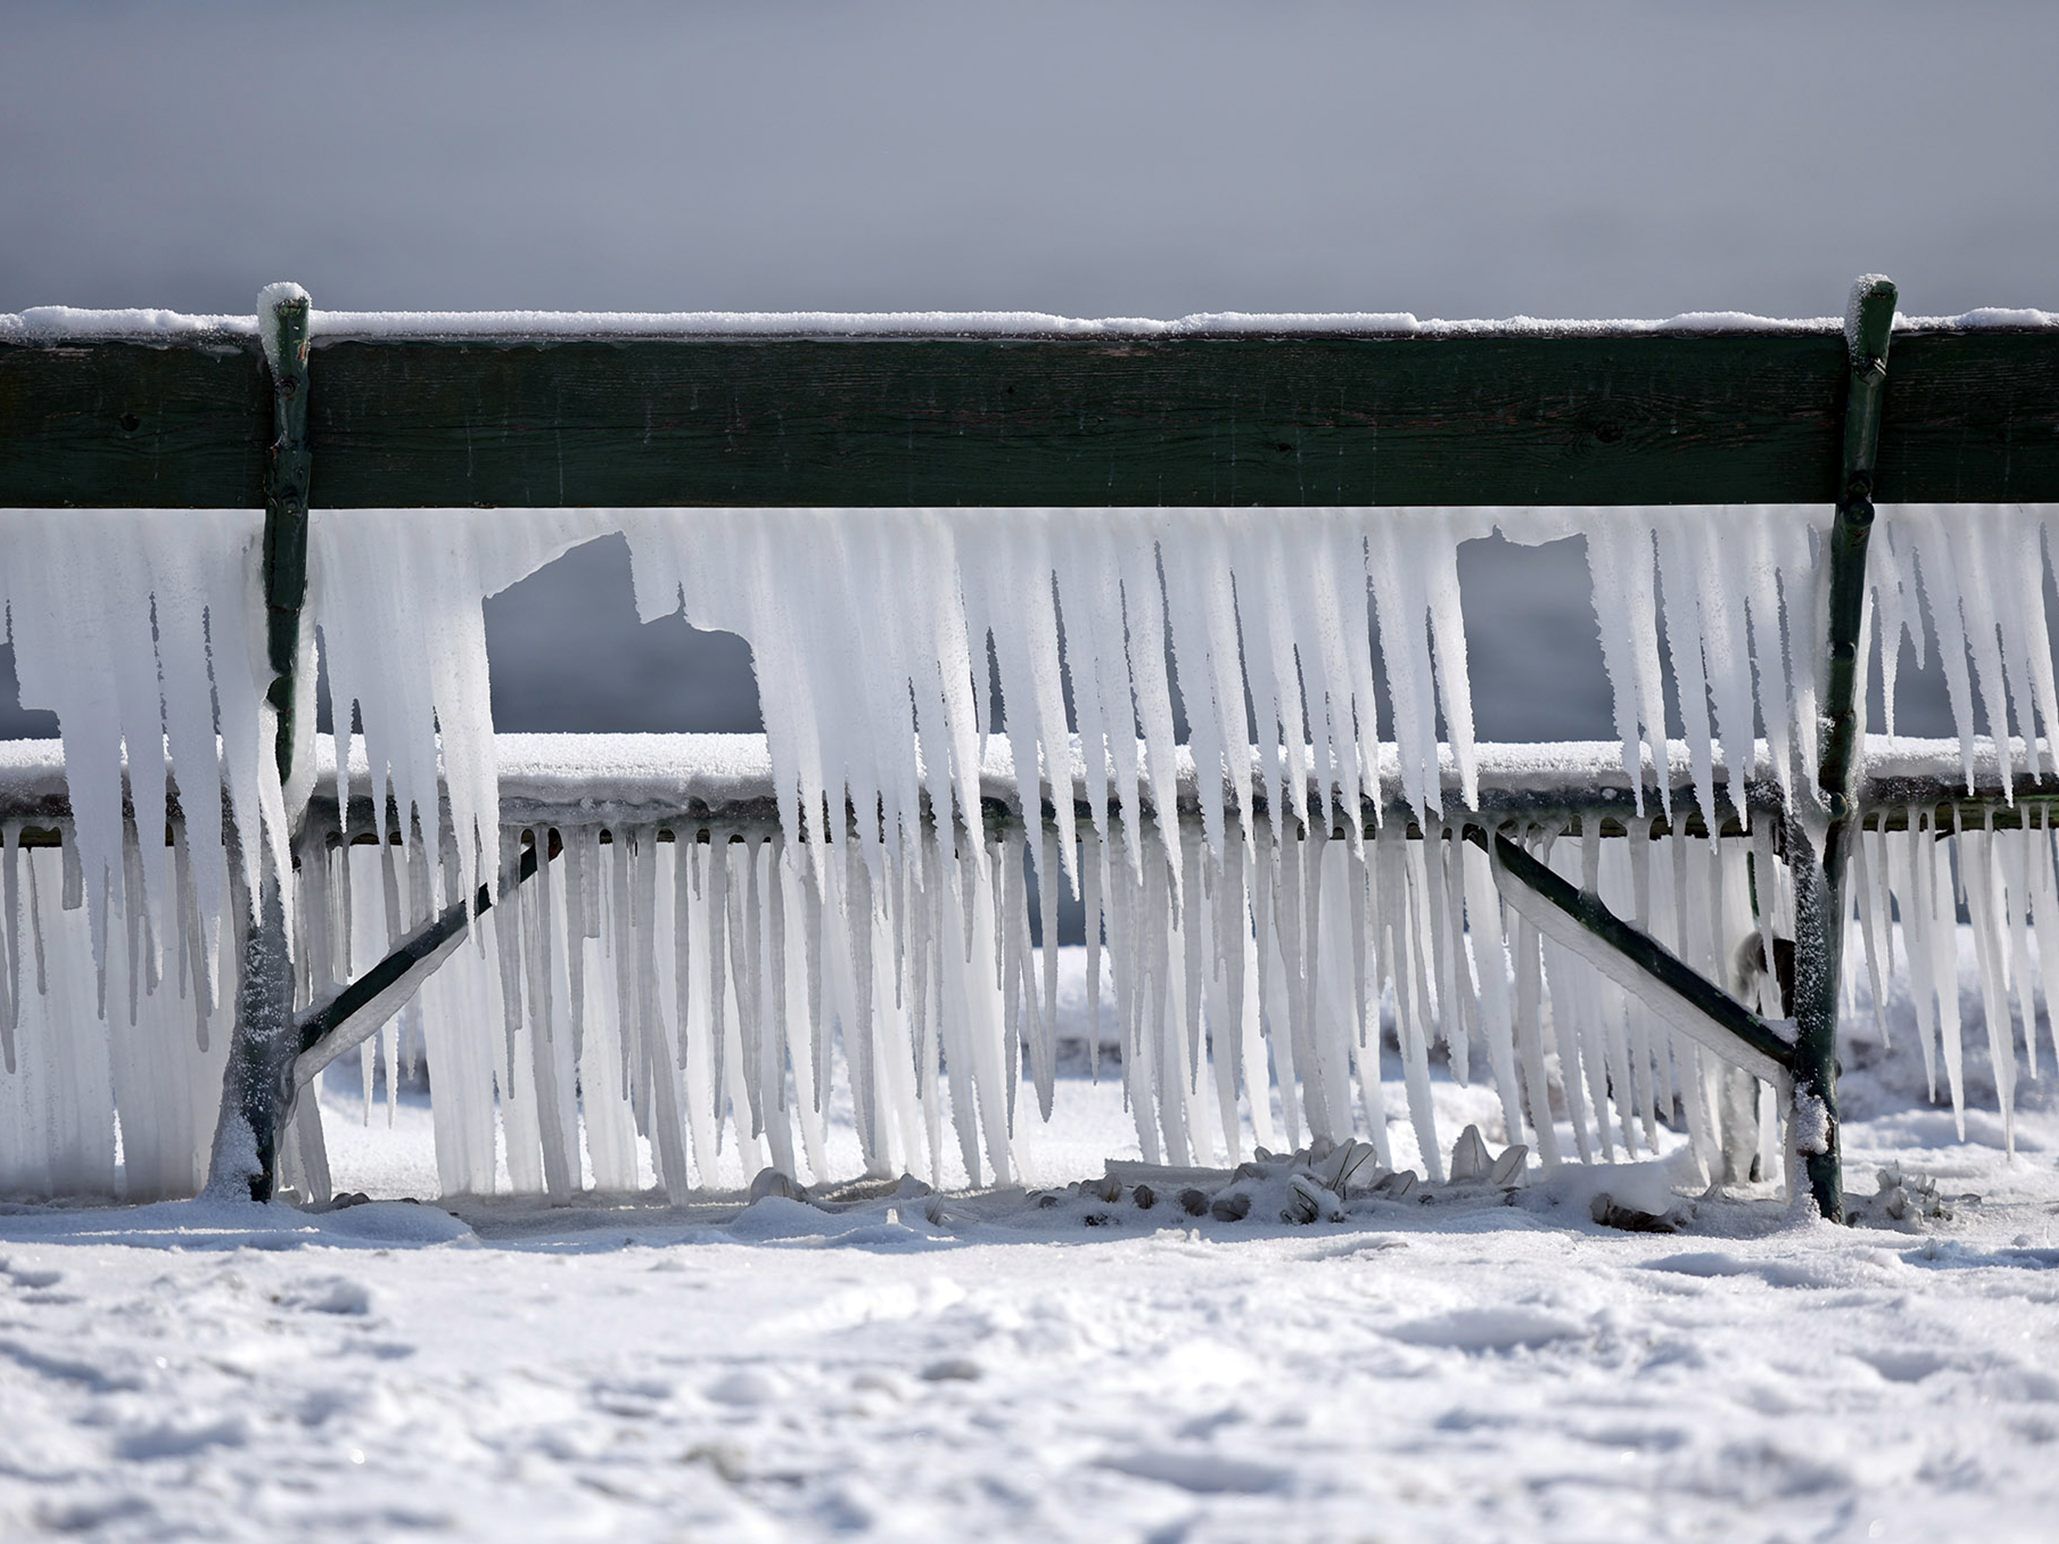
(4, 277, 2058, 1217)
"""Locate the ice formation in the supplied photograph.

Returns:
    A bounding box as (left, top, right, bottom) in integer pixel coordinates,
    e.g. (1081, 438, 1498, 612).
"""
(1501, 504, 1830, 822)
(309, 813, 1793, 1198)
(310, 509, 604, 908)
(6, 491, 2059, 1200)
(1870, 505, 2059, 795)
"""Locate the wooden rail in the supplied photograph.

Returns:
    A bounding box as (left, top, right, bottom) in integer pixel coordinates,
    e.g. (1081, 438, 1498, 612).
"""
(1, 734, 2045, 841)
(6, 320, 2059, 509)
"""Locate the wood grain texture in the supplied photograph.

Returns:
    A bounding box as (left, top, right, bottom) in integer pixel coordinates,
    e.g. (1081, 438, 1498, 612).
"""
(3, 327, 2056, 509)
(0, 339, 267, 507)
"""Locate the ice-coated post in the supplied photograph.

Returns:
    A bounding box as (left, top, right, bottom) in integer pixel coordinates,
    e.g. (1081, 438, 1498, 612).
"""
(206, 285, 312, 1201)
(1791, 275, 1897, 1223)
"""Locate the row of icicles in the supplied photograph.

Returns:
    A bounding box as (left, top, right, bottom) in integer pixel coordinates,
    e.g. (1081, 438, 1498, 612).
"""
(3, 802, 2052, 1202)
(6, 501, 2059, 1197)
(4, 502, 2053, 1040)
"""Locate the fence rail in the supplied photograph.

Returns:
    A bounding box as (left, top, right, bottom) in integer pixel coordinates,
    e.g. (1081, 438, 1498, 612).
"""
(0, 734, 2050, 844)
(5, 320, 2059, 509)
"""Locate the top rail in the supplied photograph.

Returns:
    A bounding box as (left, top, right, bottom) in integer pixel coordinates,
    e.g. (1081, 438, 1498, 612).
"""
(5, 314, 2059, 508)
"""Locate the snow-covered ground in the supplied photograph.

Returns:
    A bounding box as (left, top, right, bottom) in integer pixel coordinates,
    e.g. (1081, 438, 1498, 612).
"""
(5, 963, 2059, 1541)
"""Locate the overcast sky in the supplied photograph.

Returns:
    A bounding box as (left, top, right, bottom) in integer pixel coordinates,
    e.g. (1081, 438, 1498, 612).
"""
(6, 0, 2057, 740)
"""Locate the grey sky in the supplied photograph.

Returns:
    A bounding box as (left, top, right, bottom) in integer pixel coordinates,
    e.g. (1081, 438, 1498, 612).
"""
(5, 0, 2055, 740)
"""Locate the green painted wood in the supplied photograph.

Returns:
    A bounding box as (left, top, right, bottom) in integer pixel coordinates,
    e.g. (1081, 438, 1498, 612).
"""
(0, 338, 268, 507)
(221, 292, 313, 1204)
(303, 332, 1855, 509)
(5, 325, 2059, 508)
(1871, 329, 2059, 504)
(1790, 277, 1900, 1225)
(262, 299, 312, 786)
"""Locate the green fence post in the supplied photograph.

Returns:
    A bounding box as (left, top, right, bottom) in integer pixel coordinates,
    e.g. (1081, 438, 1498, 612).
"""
(207, 285, 311, 1201)
(1789, 275, 1897, 1223)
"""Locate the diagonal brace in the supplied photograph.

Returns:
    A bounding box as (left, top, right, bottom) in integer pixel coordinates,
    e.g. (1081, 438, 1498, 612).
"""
(293, 836, 550, 1086)
(1471, 826, 1795, 1087)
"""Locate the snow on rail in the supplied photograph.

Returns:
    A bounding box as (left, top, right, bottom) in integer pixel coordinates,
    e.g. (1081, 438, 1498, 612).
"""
(1, 734, 2049, 832)
(8, 304, 2059, 346)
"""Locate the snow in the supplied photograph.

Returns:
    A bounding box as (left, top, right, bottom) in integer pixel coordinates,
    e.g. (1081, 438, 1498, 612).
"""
(0, 307, 254, 344)
(253, 281, 308, 375)
(1, 977, 2057, 1541)
(14, 725, 2034, 850)
(1848, 274, 1895, 355)
(12, 303, 2059, 346)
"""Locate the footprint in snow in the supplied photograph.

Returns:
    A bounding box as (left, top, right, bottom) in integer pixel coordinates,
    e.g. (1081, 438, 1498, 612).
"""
(114, 1413, 251, 1461)
(1096, 1448, 1291, 1496)
(704, 1366, 789, 1406)
(1855, 1347, 1953, 1384)
(1643, 1252, 1837, 1289)
(0, 1257, 63, 1291)
(592, 1375, 676, 1417)
(276, 1276, 375, 1316)
(1389, 1306, 1586, 1353)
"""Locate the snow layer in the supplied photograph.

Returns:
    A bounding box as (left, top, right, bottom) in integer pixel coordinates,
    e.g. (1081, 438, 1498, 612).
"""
(254, 281, 309, 375)
(12, 303, 2059, 345)
(0, 1017, 2055, 1543)
(0, 731, 2036, 825)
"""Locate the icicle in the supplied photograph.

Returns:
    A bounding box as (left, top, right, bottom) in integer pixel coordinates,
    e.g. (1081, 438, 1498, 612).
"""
(803, 856, 827, 1117)
(1740, 512, 1797, 805)
(1460, 842, 1522, 1144)
(2031, 809, 2059, 1072)
(1930, 827, 1968, 1133)
(1850, 821, 1891, 1042)
(1890, 811, 1941, 1100)
(1651, 517, 1720, 827)
(1371, 825, 1435, 1174)
(1364, 523, 1439, 818)
(1584, 513, 1666, 814)
(36, 494, 2059, 1207)
(1961, 825, 2018, 1152)
(1, 825, 18, 1073)
(1996, 821, 2039, 1079)
(1429, 831, 1475, 1079)
(1691, 521, 1758, 814)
